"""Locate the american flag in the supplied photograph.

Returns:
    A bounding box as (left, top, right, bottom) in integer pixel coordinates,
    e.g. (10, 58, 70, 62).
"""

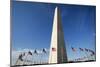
(34, 49, 38, 54)
(18, 54, 23, 61)
(91, 51, 95, 55)
(71, 47, 76, 52)
(52, 47, 56, 51)
(42, 48, 46, 53)
(89, 49, 95, 56)
(28, 51, 32, 55)
(79, 48, 84, 51)
(85, 48, 89, 52)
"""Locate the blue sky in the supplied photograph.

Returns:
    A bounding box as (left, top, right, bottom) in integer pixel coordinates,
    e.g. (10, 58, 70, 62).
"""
(12, 1, 96, 61)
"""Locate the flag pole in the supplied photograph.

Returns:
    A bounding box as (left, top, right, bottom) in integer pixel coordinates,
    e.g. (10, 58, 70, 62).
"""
(22, 52, 29, 65)
(23, 51, 33, 65)
(84, 49, 89, 61)
(15, 52, 23, 65)
(15, 55, 20, 65)
(40, 51, 43, 64)
(42, 48, 47, 64)
(71, 47, 77, 62)
(15, 57, 19, 65)
(79, 48, 86, 61)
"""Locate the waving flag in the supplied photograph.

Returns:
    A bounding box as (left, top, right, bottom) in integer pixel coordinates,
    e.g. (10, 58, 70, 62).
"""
(88, 49, 95, 54)
(89, 50, 95, 56)
(34, 49, 38, 54)
(79, 48, 84, 51)
(28, 51, 32, 55)
(42, 48, 47, 53)
(85, 48, 88, 52)
(18, 54, 23, 61)
(71, 47, 76, 52)
(91, 51, 95, 55)
(52, 47, 56, 51)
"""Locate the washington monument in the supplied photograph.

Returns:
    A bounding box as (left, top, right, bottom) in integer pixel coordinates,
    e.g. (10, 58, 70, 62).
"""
(49, 7, 68, 64)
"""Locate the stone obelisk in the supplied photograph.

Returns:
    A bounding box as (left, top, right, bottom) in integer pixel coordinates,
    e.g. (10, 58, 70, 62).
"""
(49, 7, 68, 64)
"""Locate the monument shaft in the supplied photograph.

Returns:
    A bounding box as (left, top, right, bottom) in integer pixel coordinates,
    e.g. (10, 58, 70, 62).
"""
(49, 7, 68, 64)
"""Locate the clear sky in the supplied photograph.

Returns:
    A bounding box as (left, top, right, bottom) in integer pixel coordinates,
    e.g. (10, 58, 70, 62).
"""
(12, 1, 96, 61)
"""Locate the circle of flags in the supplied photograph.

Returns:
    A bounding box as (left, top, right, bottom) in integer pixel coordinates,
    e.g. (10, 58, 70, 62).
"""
(71, 47, 95, 62)
(15, 48, 48, 66)
(14, 47, 95, 66)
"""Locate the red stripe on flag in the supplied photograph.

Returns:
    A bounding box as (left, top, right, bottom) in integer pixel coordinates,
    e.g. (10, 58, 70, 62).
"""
(52, 47, 56, 51)
(71, 47, 76, 52)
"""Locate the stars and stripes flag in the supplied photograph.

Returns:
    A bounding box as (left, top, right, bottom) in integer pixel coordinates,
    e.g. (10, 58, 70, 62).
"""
(91, 51, 95, 55)
(28, 51, 32, 55)
(42, 48, 47, 53)
(71, 47, 76, 52)
(52, 47, 56, 51)
(79, 48, 84, 51)
(88, 49, 95, 56)
(84, 48, 95, 56)
(34, 49, 38, 54)
(91, 51, 95, 56)
(18, 54, 24, 61)
(85, 48, 88, 52)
